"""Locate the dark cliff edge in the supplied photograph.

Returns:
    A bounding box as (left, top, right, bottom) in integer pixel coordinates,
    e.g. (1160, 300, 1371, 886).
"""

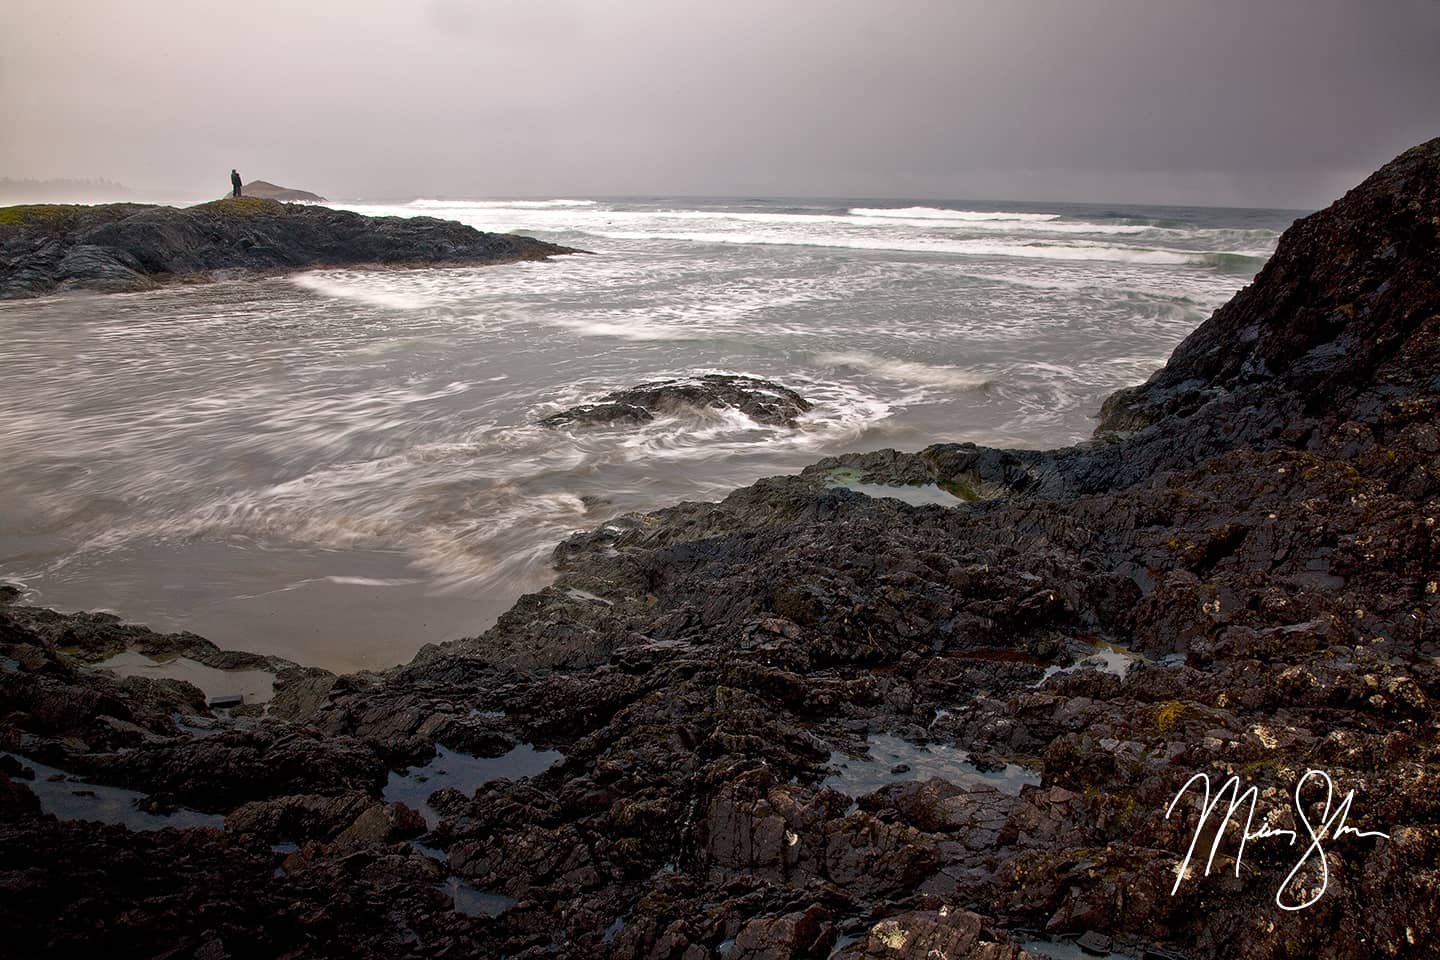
(0, 196, 576, 300)
(1, 141, 1437, 959)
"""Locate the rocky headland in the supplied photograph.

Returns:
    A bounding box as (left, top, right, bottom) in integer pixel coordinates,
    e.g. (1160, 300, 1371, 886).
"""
(0, 197, 575, 299)
(1, 139, 1438, 959)
(237, 180, 328, 203)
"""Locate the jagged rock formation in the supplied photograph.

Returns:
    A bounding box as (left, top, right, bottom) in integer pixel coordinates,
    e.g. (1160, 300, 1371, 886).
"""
(0, 197, 575, 299)
(541, 375, 813, 429)
(1, 140, 1438, 959)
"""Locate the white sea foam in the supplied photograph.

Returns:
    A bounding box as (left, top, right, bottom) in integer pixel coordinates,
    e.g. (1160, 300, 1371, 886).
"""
(643, 209, 1154, 235)
(289, 272, 436, 309)
(602, 390, 895, 469)
(850, 206, 1060, 222)
(539, 315, 701, 341)
(818, 352, 991, 390)
(409, 198, 597, 209)
(330, 202, 1277, 266)
(347, 201, 1159, 238)
(595, 229, 1211, 264)
(944, 220, 1154, 235)
(52, 365, 897, 594)
(324, 576, 425, 587)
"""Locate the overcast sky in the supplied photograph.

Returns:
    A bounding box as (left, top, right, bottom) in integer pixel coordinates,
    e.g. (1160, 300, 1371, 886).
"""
(3, 0, 1436, 207)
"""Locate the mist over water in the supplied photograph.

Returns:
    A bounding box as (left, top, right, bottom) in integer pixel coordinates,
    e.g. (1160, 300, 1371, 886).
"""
(0, 197, 1296, 671)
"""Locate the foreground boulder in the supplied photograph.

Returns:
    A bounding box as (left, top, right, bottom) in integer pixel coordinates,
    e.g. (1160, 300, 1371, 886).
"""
(0, 197, 575, 298)
(540, 374, 813, 429)
(2, 139, 1439, 958)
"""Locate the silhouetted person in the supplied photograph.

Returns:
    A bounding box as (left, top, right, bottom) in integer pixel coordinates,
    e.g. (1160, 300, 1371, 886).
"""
(230, 169, 242, 198)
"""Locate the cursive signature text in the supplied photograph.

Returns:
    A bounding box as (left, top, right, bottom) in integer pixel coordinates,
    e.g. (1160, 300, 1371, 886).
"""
(1165, 769, 1391, 910)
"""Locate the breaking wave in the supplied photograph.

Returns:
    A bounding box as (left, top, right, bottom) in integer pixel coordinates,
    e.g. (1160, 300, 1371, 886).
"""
(595, 229, 1234, 264)
(817, 352, 991, 390)
(409, 198, 597, 210)
(850, 206, 1061, 222)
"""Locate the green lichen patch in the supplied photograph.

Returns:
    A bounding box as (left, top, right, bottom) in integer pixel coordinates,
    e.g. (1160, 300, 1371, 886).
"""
(0, 204, 86, 228)
(189, 197, 288, 217)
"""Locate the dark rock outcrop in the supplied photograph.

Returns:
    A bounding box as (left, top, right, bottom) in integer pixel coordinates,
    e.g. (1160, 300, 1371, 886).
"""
(541, 374, 814, 429)
(1096, 142, 1440, 436)
(2, 139, 1440, 958)
(235, 180, 327, 202)
(0, 197, 575, 299)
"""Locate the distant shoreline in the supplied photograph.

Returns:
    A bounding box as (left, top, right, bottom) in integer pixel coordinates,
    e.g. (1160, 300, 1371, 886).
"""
(0, 197, 578, 300)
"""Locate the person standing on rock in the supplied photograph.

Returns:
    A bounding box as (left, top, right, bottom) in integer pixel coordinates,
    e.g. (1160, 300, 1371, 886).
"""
(230, 169, 242, 198)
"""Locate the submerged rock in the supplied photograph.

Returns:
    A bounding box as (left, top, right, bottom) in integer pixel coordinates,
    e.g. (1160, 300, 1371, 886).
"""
(540, 373, 813, 429)
(0, 198, 576, 299)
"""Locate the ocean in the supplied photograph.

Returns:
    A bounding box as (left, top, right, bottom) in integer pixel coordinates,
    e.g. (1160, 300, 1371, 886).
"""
(0, 196, 1302, 671)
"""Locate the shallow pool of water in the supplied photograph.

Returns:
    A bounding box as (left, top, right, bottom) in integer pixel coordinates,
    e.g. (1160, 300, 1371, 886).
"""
(824, 467, 966, 507)
(383, 743, 564, 827)
(822, 733, 1040, 799)
(4, 752, 224, 831)
(1017, 937, 1139, 960)
(94, 650, 275, 705)
(441, 877, 517, 918)
(1037, 639, 1186, 686)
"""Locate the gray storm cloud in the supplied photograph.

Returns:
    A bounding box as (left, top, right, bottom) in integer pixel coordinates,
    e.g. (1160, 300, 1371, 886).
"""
(1, 0, 1436, 206)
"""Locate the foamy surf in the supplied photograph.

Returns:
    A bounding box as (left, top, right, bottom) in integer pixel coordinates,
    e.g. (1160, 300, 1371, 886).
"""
(594, 229, 1220, 264)
(45, 366, 897, 606)
(850, 206, 1061, 222)
(818, 352, 991, 391)
(0, 192, 1290, 669)
(290, 272, 437, 309)
(409, 198, 598, 209)
(330, 200, 1280, 275)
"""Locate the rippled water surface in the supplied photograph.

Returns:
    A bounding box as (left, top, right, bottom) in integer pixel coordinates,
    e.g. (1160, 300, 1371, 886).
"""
(0, 196, 1300, 670)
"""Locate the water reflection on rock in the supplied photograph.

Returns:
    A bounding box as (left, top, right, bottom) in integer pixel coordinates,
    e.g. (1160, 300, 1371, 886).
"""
(383, 743, 563, 828)
(823, 734, 1039, 799)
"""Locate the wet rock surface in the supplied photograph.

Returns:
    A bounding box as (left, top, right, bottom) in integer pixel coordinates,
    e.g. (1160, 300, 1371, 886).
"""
(0, 197, 575, 298)
(540, 374, 813, 429)
(2, 140, 1440, 957)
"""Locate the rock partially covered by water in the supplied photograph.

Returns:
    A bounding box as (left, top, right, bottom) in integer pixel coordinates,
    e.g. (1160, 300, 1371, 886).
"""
(541, 374, 813, 429)
(0, 198, 576, 299)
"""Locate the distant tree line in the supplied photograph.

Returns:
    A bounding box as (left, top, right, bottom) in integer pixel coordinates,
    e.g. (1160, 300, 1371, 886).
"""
(0, 177, 132, 201)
